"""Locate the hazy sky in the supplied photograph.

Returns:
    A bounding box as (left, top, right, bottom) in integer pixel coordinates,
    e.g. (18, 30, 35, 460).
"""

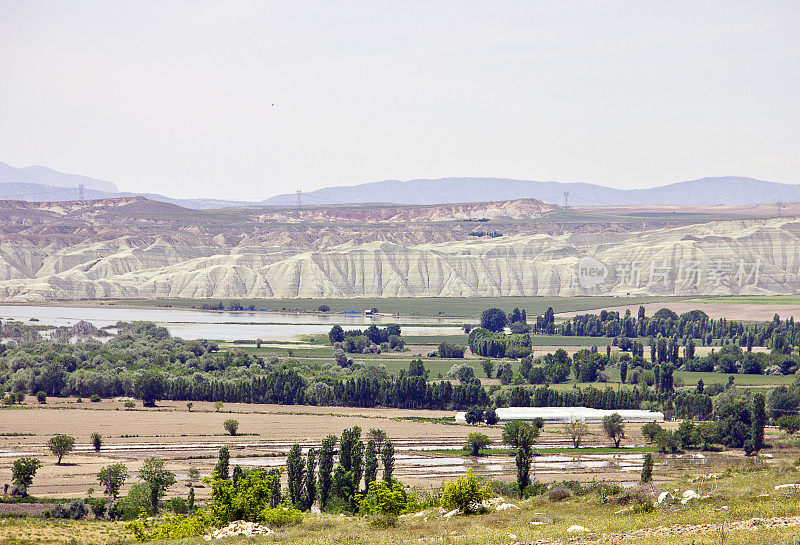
(1, 1, 798, 200)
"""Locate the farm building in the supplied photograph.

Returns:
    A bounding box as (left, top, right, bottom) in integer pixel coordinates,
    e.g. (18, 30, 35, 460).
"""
(455, 407, 664, 424)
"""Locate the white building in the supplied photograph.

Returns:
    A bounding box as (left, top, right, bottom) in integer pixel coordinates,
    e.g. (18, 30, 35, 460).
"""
(455, 407, 664, 424)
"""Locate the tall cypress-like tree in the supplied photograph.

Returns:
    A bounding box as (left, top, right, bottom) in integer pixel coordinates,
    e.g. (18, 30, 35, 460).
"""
(286, 443, 305, 506)
(515, 447, 530, 498)
(364, 439, 378, 488)
(268, 468, 282, 508)
(339, 427, 361, 472)
(214, 446, 230, 480)
(752, 393, 766, 452)
(318, 435, 337, 510)
(351, 440, 364, 492)
(304, 448, 317, 510)
(382, 439, 395, 484)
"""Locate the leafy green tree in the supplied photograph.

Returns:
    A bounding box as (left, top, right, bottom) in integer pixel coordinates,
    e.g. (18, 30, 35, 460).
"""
(502, 420, 540, 449)
(481, 358, 494, 378)
(47, 434, 75, 465)
(602, 413, 625, 448)
(318, 435, 337, 509)
(36, 391, 46, 403)
(214, 446, 230, 480)
(11, 457, 41, 496)
(484, 407, 499, 425)
(464, 405, 484, 424)
(480, 308, 508, 332)
(465, 432, 492, 456)
(286, 443, 305, 506)
(641, 422, 663, 444)
(641, 453, 653, 483)
(138, 457, 176, 514)
(382, 439, 395, 484)
(97, 463, 128, 499)
(564, 420, 589, 448)
(223, 419, 239, 436)
(328, 325, 344, 344)
(778, 415, 800, 435)
(364, 439, 378, 487)
(135, 370, 165, 407)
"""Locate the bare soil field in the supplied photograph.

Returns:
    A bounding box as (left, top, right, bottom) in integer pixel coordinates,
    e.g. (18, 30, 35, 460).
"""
(0, 402, 780, 501)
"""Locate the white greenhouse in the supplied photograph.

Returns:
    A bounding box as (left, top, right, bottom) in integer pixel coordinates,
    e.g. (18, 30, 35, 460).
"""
(455, 407, 664, 424)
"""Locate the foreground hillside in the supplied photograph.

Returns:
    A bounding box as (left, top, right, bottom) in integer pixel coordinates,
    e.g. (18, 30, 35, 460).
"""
(0, 197, 798, 301)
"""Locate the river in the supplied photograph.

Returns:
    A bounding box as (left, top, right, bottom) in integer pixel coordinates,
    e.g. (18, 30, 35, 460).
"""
(0, 304, 464, 341)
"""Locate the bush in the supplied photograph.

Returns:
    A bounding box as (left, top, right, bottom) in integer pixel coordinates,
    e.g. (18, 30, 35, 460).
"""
(126, 511, 214, 541)
(358, 481, 410, 517)
(778, 415, 800, 435)
(166, 497, 189, 514)
(440, 471, 492, 514)
(261, 506, 303, 527)
(49, 499, 88, 520)
(90, 394, 101, 402)
(547, 487, 573, 502)
(36, 391, 46, 403)
(124, 400, 136, 410)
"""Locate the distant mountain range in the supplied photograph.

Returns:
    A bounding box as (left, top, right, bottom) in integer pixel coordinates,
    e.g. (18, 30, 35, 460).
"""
(3, 161, 800, 208)
(264, 176, 800, 207)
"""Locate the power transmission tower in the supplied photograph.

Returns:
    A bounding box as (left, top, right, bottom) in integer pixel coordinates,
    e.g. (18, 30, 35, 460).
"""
(563, 191, 570, 209)
(78, 183, 85, 202)
(296, 189, 302, 209)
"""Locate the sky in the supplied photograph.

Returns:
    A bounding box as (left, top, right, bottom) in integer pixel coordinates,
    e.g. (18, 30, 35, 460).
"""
(0, 1, 798, 200)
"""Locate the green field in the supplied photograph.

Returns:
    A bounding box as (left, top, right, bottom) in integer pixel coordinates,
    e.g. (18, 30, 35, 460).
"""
(675, 371, 796, 387)
(105, 295, 675, 319)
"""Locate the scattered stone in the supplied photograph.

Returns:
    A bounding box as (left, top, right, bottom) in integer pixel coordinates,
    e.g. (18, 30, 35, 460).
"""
(496, 503, 521, 511)
(530, 521, 546, 526)
(204, 521, 271, 540)
(508, 533, 517, 540)
(775, 484, 800, 491)
(657, 491, 674, 505)
(681, 490, 699, 504)
(443, 509, 461, 519)
(567, 525, 589, 533)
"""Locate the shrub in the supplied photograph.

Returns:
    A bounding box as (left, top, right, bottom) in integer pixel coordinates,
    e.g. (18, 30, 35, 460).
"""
(126, 511, 214, 541)
(90, 394, 101, 402)
(358, 481, 411, 517)
(547, 487, 573, 502)
(166, 497, 189, 514)
(36, 391, 46, 403)
(223, 419, 239, 436)
(440, 471, 492, 514)
(124, 400, 136, 410)
(91, 432, 103, 452)
(49, 499, 88, 520)
(261, 506, 303, 527)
